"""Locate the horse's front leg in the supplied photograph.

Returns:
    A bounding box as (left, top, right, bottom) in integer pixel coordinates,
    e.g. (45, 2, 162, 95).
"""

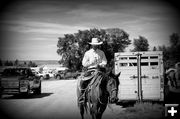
(79, 103, 84, 119)
(90, 103, 98, 119)
(96, 104, 107, 119)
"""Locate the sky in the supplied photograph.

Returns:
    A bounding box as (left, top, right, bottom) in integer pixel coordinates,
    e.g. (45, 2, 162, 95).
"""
(0, 0, 180, 60)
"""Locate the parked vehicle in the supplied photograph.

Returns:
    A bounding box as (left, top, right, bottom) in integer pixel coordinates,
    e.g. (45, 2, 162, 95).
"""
(0, 67, 41, 97)
(54, 70, 66, 80)
(54, 68, 80, 80)
(34, 71, 50, 80)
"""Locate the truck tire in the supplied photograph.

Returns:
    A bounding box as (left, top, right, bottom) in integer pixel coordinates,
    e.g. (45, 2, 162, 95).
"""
(57, 75, 61, 80)
(34, 83, 41, 95)
(40, 76, 44, 80)
(21, 86, 30, 96)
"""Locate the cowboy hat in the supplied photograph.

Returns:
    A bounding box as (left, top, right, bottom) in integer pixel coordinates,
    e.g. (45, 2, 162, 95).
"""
(89, 38, 103, 45)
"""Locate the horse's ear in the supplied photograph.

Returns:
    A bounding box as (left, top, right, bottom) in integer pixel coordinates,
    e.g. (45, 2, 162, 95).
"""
(108, 70, 113, 76)
(116, 72, 121, 78)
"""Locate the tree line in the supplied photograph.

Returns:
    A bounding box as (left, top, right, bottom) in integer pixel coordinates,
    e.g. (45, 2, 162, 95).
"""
(0, 59, 37, 67)
(57, 28, 180, 71)
(152, 33, 180, 69)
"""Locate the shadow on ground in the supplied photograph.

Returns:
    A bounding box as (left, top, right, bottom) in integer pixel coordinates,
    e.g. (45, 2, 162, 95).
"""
(1, 93, 53, 99)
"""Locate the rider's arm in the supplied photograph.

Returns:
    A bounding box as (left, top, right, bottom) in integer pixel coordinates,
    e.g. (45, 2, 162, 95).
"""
(82, 52, 91, 67)
(99, 51, 107, 67)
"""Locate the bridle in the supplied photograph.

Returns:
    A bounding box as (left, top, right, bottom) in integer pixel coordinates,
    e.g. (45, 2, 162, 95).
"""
(109, 88, 118, 101)
(107, 77, 118, 102)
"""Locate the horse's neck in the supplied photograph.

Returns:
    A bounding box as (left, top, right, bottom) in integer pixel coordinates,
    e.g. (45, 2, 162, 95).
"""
(99, 76, 109, 92)
(91, 72, 107, 90)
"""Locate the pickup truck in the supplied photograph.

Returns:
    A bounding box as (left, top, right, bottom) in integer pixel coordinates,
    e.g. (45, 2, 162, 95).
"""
(0, 67, 41, 97)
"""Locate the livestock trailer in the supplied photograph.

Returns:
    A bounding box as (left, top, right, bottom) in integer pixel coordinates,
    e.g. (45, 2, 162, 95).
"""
(115, 51, 164, 102)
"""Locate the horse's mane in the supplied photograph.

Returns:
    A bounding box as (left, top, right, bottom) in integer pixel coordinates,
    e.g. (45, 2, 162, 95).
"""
(89, 71, 107, 89)
(89, 70, 119, 91)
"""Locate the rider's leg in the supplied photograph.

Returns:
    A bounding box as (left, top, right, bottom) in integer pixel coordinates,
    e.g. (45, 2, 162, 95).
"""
(79, 80, 89, 103)
(78, 70, 96, 103)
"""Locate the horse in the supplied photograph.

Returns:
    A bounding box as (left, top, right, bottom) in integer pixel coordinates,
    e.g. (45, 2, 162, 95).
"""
(165, 68, 178, 88)
(77, 69, 120, 119)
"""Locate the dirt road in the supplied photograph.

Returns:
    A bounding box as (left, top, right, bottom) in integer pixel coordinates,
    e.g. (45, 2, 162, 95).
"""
(0, 80, 123, 119)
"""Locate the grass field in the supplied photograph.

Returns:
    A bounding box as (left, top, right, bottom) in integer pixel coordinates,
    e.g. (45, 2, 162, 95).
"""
(116, 102, 164, 119)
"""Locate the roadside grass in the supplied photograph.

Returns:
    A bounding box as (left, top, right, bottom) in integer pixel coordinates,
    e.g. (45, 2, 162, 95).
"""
(116, 102, 164, 119)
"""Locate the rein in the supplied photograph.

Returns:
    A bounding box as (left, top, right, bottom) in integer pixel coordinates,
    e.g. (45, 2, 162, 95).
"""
(97, 75, 118, 105)
(109, 88, 117, 98)
(107, 88, 118, 115)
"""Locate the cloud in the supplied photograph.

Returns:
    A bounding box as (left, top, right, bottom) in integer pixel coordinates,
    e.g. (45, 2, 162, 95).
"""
(0, 0, 179, 60)
(1, 20, 88, 35)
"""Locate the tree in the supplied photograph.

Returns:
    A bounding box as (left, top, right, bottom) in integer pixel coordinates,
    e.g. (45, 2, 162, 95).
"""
(169, 33, 180, 62)
(158, 45, 172, 68)
(14, 59, 19, 66)
(158, 33, 180, 69)
(153, 46, 157, 51)
(57, 28, 131, 70)
(28, 61, 37, 67)
(0, 59, 2, 66)
(170, 33, 179, 46)
(132, 36, 149, 51)
(4, 60, 13, 66)
(24, 61, 27, 66)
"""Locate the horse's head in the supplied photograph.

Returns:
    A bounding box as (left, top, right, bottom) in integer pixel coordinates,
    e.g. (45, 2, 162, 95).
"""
(107, 71, 120, 103)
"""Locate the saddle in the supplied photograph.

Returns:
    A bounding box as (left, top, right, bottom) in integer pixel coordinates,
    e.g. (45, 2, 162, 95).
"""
(78, 68, 106, 103)
(80, 70, 95, 81)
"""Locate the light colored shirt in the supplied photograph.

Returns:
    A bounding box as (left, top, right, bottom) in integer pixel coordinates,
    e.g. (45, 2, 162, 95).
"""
(82, 49, 107, 68)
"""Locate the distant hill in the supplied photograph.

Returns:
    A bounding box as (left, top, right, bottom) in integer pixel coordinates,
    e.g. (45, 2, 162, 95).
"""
(0, 60, 60, 67)
(31, 60, 59, 66)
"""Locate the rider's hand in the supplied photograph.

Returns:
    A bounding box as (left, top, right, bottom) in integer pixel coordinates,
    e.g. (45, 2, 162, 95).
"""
(98, 63, 105, 68)
(97, 64, 106, 73)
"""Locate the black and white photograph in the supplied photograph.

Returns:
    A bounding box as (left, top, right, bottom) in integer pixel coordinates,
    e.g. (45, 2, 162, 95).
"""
(0, 0, 180, 119)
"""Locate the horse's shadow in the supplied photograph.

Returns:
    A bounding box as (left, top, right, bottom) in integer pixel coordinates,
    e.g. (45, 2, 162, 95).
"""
(1, 93, 53, 99)
(116, 101, 136, 108)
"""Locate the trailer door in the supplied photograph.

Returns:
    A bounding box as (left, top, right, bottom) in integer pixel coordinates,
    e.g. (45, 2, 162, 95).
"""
(115, 51, 164, 101)
(115, 52, 138, 100)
